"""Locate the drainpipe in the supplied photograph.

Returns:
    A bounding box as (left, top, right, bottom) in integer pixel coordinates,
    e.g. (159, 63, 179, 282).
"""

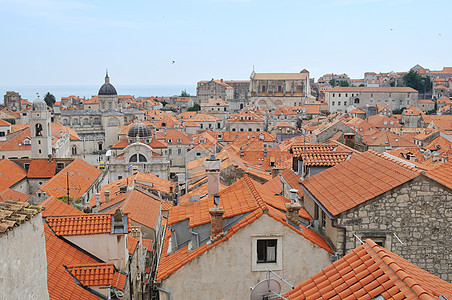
(157, 287, 170, 300)
(332, 218, 346, 257)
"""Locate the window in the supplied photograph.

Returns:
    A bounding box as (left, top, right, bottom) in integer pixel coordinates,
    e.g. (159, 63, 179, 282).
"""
(278, 86, 282, 92)
(169, 149, 172, 155)
(262, 85, 266, 92)
(354, 98, 360, 104)
(252, 236, 282, 271)
(0, 132, 5, 137)
(257, 239, 277, 263)
(177, 149, 182, 154)
(321, 211, 326, 229)
(332, 101, 335, 106)
(338, 101, 341, 106)
(314, 203, 319, 220)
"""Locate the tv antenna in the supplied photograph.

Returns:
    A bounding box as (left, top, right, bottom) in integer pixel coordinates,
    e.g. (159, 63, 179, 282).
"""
(250, 270, 293, 300)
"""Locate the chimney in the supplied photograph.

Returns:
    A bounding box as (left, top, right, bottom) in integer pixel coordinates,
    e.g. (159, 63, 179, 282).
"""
(271, 168, 282, 178)
(209, 194, 224, 242)
(240, 146, 244, 158)
(95, 193, 101, 207)
(204, 154, 221, 198)
(285, 189, 301, 225)
(104, 190, 111, 203)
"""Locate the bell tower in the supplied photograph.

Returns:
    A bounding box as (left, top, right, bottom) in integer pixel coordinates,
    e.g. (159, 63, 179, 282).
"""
(30, 98, 52, 159)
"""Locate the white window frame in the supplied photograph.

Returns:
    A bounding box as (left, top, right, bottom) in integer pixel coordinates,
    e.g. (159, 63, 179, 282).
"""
(251, 234, 282, 271)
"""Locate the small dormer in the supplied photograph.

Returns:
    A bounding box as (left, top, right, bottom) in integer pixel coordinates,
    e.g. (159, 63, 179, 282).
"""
(23, 138, 31, 145)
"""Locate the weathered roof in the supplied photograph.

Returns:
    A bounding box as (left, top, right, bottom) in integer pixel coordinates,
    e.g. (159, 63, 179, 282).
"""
(283, 239, 452, 299)
(0, 200, 43, 234)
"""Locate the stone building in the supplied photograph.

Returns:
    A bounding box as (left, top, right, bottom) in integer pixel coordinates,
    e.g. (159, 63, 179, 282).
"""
(325, 86, 418, 113)
(300, 150, 452, 282)
(54, 73, 145, 156)
(0, 201, 49, 299)
(249, 69, 312, 110)
(227, 109, 266, 132)
(3, 91, 22, 112)
(108, 122, 170, 181)
(196, 79, 250, 111)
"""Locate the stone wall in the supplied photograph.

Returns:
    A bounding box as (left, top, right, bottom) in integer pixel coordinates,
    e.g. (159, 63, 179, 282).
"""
(334, 176, 452, 282)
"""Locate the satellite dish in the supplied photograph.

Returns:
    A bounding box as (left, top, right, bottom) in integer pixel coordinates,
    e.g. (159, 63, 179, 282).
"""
(250, 279, 281, 300)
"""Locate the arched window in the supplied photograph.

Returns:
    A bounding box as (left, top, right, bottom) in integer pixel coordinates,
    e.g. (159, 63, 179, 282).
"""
(35, 123, 43, 136)
(73, 118, 79, 126)
(63, 119, 68, 125)
(94, 118, 100, 125)
(129, 154, 147, 162)
(354, 98, 360, 104)
(83, 118, 89, 125)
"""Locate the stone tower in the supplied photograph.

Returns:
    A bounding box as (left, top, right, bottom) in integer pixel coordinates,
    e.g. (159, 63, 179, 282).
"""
(30, 98, 52, 159)
(98, 71, 118, 111)
(4, 91, 21, 112)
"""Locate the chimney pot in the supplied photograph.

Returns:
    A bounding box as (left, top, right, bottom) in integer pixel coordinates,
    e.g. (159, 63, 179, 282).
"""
(204, 155, 221, 198)
(289, 189, 298, 204)
(285, 202, 301, 226)
(209, 207, 225, 242)
(104, 190, 111, 203)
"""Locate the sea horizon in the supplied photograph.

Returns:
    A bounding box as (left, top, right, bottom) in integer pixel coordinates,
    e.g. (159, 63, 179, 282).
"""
(0, 84, 196, 103)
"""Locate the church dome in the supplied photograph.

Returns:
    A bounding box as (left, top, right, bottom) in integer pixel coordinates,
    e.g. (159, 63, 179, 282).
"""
(98, 71, 117, 96)
(32, 98, 47, 111)
(128, 122, 151, 138)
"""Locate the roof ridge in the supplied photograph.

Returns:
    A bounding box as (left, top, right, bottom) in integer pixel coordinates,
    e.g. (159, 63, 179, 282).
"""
(367, 149, 422, 173)
(243, 174, 268, 213)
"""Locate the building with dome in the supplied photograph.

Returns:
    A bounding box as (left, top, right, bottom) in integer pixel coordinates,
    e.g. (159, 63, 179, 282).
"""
(105, 122, 170, 182)
(54, 72, 144, 157)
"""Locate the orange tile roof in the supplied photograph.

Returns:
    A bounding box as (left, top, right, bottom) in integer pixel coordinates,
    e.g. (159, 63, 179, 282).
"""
(90, 172, 176, 207)
(425, 160, 452, 190)
(99, 190, 161, 230)
(262, 175, 283, 194)
(0, 159, 27, 191)
(0, 119, 11, 126)
(301, 151, 421, 216)
(39, 158, 102, 199)
(46, 213, 127, 236)
(291, 144, 337, 157)
(67, 263, 123, 287)
(283, 239, 452, 300)
(363, 130, 416, 148)
(367, 114, 402, 129)
(39, 196, 84, 217)
(424, 135, 452, 152)
(127, 235, 139, 255)
(0, 188, 29, 202)
(280, 169, 304, 198)
(27, 159, 56, 178)
(0, 127, 31, 151)
(44, 225, 101, 299)
(178, 182, 227, 206)
(158, 176, 332, 281)
(300, 152, 351, 167)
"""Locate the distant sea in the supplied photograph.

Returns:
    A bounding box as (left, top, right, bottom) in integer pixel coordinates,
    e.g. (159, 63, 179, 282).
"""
(0, 85, 196, 103)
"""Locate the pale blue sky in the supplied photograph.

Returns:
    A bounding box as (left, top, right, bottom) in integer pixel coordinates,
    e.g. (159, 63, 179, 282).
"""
(0, 0, 450, 86)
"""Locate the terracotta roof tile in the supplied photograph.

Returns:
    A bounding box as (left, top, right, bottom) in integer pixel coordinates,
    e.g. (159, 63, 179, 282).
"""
(0, 188, 29, 202)
(302, 151, 421, 216)
(0, 159, 27, 192)
(284, 239, 452, 299)
(425, 160, 452, 190)
(67, 263, 115, 287)
(39, 158, 102, 199)
(44, 225, 101, 299)
(46, 213, 120, 236)
(99, 190, 161, 230)
(158, 175, 332, 281)
(27, 159, 56, 178)
(40, 196, 84, 217)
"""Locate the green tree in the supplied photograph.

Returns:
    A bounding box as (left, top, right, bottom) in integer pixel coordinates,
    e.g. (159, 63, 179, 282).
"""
(180, 90, 190, 97)
(187, 103, 201, 111)
(359, 84, 365, 87)
(392, 107, 406, 115)
(339, 81, 350, 87)
(402, 70, 432, 95)
(329, 79, 337, 87)
(44, 92, 56, 107)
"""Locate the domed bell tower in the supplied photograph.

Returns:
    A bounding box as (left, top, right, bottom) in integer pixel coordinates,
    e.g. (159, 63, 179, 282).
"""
(30, 98, 52, 159)
(98, 71, 118, 112)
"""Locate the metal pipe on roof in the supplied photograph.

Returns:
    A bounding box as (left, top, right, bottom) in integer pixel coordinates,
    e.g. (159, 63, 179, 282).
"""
(156, 287, 171, 300)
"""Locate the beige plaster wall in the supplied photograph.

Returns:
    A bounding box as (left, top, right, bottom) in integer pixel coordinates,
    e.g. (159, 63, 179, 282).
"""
(0, 214, 49, 299)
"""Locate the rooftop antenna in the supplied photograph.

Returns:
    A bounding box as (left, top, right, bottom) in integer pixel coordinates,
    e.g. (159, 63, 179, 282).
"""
(250, 270, 293, 300)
